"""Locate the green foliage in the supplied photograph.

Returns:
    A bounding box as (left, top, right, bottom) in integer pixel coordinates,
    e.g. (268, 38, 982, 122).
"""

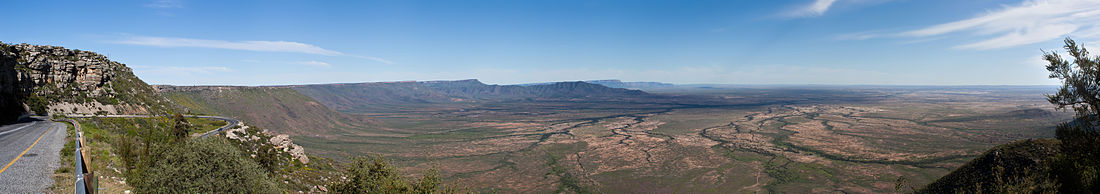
(171, 113, 189, 142)
(75, 117, 258, 191)
(130, 138, 278, 193)
(328, 155, 449, 194)
(1050, 119, 1100, 193)
(918, 139, 1061, 193)
(23, 93, 47, 115)
(545, 153, 588, 194)
(1043, 37, 1100, 193)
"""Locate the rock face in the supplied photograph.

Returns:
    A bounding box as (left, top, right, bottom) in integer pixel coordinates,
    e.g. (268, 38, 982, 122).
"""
(14, 45, 114, 92)
(0, 42, 172, 121)
(0, 43, 28, 123)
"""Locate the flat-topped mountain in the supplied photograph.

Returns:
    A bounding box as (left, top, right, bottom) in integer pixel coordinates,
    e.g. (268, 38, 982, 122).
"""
(583, 79, 674, 89)
(292, 79, 652, 113)
(423, 79, 648, 99)
(520, 79, 675, 89)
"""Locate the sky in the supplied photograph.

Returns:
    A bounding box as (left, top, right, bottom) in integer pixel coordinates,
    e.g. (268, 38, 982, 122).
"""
(3, 0, 1099, 86)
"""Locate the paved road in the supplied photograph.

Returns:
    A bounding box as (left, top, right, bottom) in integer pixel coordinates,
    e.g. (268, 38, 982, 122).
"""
(65, 114, 240, 138)
(0, 117, 67, 193)
(0, 114, 239, 192)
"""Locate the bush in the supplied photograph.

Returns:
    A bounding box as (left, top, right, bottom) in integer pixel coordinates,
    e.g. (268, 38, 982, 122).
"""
(24, 93, 47, 115)
(328, 156, 447, 194)
(130, 138, 277, 193)
(1050, 119, 1100, 193)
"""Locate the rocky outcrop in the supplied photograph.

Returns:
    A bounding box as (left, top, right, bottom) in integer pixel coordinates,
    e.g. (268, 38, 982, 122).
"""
(2, 43, 116, 94)
(0, 42, 173, 120)
(226, 124, 310, 164)
(269, 134, 308, 164)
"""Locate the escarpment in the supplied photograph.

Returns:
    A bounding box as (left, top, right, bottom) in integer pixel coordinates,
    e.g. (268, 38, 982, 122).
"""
(0, 42, 175, 123)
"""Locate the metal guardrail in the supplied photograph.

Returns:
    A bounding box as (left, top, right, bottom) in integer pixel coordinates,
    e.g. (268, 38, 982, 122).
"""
(195, 116, 240, 138)
(65, 114, 239, 139)
(54, 114, 237, 193)
(58, 118, 95, 194)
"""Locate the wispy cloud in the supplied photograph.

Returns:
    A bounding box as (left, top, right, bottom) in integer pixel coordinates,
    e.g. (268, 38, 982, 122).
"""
(115, 36, 343, 55)
(784, 0, 838, 18)
(145, 0, 183, 8)
(294, 61, 332, 67)
(351, 56, 394, 64)
(849, 0, 1100, 50)
(131, 65, 231, 75)
(113, 35, 394, 64)
(145, 0, 183, 16)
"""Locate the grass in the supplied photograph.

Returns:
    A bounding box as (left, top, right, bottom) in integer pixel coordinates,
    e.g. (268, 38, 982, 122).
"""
(545, 153, 589, 193)
(186, 117, 227, 136)
(48, 121, 76, 193)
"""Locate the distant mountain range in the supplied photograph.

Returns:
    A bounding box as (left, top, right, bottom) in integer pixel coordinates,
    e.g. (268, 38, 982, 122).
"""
(519, 79, 674, 89)
(582, 80, 675, 89)
(292, 79, 652, 113)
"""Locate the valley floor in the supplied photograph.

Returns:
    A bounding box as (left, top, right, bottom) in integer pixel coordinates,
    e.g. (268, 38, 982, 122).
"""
(289, 87, 1068, 193)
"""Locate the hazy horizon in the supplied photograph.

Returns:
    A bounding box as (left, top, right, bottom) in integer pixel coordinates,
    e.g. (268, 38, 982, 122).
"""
(148, 78, 1063, 87)
(4, 0, 1098, 86)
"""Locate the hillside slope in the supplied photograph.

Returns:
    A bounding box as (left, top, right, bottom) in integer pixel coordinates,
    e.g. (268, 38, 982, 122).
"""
(920, 139, 1061, 193)
(0, 42, 175, 123)
(158, 85, 372, 135)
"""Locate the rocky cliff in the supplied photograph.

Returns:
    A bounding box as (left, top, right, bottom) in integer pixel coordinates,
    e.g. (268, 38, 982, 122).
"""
(0, 42, 174, 123)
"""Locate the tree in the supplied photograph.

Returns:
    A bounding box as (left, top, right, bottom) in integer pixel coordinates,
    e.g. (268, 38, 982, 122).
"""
(1043, 37, 1100, 193)
(171, 113, 189, 142)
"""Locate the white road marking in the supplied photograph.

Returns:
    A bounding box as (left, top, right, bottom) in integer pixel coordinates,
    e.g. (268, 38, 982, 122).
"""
(0, 122, 37, 137)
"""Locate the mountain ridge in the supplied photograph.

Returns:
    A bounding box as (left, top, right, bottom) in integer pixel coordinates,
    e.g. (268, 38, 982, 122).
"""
(291, 79, 653, 113)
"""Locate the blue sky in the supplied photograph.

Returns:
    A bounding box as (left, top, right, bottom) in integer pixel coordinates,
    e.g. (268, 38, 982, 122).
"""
(3, 0, 1099, 86)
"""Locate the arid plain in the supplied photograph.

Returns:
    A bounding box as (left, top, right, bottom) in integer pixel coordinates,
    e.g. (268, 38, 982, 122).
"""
(230, 85, 1070, 193)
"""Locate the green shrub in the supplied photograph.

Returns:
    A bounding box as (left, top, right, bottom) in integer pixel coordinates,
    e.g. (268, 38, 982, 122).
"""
(328, 156, 448, 194)
(23, 93, 47, 115)
(130, 138, 277, 193)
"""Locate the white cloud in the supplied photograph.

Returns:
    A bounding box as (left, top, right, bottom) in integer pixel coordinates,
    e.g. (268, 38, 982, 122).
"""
(785, 0, 838, 18)
(295, 61, 332, 67)
(113, 35, 395, 64)
(115, 36, 344, 55)
(131, 65, 231, 75)
(351, 55, 395, 65)
(872, 0, 1100, 50)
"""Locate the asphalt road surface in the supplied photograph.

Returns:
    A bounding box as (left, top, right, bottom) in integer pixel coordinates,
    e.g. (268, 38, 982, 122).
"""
(0, 117, 67, 193)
